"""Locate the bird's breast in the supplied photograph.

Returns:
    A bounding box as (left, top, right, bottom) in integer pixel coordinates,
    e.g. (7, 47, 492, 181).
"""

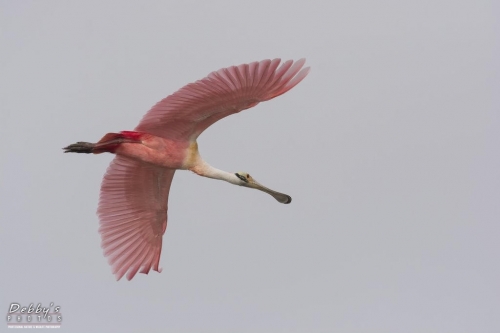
(181, 141, 200, 169)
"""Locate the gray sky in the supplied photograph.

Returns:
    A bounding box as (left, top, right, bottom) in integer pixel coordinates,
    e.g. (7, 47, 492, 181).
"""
(1, 0, 499, 332)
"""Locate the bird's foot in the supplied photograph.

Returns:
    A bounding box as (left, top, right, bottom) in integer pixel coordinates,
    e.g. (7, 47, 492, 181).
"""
(63, 142, 95, 154)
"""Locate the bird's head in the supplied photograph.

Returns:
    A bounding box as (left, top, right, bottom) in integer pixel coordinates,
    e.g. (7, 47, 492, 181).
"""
(234, 172, 292, 204)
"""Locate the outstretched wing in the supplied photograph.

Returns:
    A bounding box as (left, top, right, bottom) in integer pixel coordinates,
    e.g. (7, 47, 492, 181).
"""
(97, 156, 175, 281)
(135, 58, 310, 140)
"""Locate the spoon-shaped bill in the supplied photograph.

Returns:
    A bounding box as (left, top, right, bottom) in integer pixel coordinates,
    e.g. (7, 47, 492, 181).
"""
(251, 179, 292, 204)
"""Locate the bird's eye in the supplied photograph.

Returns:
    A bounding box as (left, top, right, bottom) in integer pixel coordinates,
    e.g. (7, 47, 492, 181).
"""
(235, 173, 248, 182)
(247, 174, 250, 178)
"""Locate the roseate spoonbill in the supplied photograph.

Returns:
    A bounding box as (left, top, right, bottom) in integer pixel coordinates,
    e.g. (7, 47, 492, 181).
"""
(64, 59, 310, 280)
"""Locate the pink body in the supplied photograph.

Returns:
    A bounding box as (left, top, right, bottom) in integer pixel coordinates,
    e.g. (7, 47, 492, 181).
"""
(116, 132, 194, 169)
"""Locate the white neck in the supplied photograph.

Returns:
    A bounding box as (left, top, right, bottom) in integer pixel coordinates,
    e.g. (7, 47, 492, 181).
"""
(189, 160, 240, 185)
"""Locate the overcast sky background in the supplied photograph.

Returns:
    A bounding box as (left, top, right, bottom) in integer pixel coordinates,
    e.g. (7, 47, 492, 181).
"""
(1, 1, 499, 332)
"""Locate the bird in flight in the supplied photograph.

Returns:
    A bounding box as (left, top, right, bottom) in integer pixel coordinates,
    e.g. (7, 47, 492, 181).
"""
(64, 58, 310, 280)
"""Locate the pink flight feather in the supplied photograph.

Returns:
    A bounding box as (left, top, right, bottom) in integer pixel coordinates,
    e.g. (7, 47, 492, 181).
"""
(98, 156, 174, 280)
(135, 58, 310, 140)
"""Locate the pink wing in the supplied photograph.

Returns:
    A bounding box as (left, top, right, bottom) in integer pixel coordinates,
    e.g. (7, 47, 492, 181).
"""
(135, 58, 310, 140)
(97, 156, 175, 281)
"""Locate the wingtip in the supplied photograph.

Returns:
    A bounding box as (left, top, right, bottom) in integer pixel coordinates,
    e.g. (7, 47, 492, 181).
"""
(295, 58, 306, 67)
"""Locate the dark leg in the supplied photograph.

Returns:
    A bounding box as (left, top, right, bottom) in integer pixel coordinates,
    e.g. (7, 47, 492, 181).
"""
(63, 142, 95, 153)
(63, 132, 143, 155)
